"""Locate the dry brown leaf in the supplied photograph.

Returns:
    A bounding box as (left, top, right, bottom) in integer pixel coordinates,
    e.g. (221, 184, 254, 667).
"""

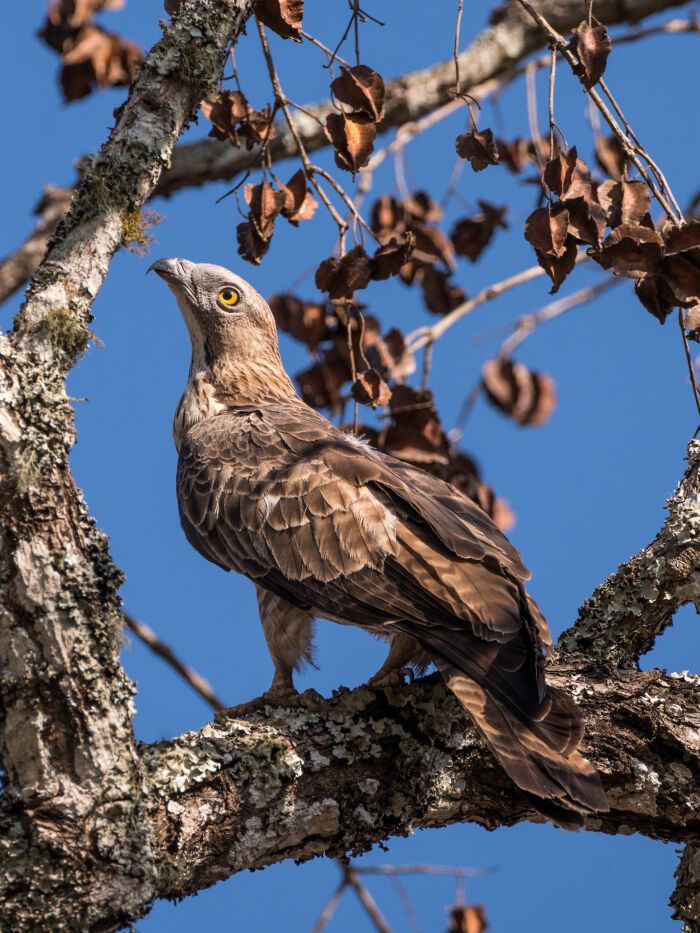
(268, 294, 332, 348)
(570, 20, 612, 88)
(455, 128, 499, 171)
(597, 180, 651, 229)
(351, 369, 392, 408)
(542, 147, 592, 200)
(236, 221, 269, 265)
(371, 195, 402, 237)
(447, 904, 489, 933)
(201, 91, 275, 149)
(315, 246, 374, 298)
(451, 201, 508, 262)
(562, 196, 606, 247)
(634, 275, 678, 323)
(595, 135, 628, 180)
(296, 348, 349, 408)
(495, 137, 535, 174)
(279, 168, 318, 225)
(419, 267, 466, 315)
(59, 25, 140, 99)
(663, 220, 700, 255)
(255, 0, 303, 40)
(164, 0, 182, 12)
(589, 224, 663, 279)
(662, 250, 700, 306)
(524, 205, 570, 258)
(331, 65, 385, 122)
(325, 112, 376, 173)
(685, 304, 700, 341)
(403, 191, 443, 225)
(244, 181, 285, 240)
(371, 233, 415, 280)
(482, 358, 557, 426)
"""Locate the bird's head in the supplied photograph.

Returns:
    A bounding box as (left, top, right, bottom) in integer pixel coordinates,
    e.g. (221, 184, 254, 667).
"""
(149, 257, 295, 403)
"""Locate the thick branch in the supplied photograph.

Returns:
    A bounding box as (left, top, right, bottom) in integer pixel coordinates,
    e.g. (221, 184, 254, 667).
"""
(0, 2, 256, 931)
(560, 440, 700, 665)
(0, 0, 690, 306)
(140, 661, 699, 903)
(671, 844, 700, 931)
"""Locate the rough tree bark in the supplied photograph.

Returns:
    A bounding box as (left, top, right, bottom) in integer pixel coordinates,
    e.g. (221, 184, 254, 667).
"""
(0, 1, 698, 931)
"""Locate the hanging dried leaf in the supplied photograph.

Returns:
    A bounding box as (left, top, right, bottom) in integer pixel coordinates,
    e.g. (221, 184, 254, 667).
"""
(539, 238, 578, 293)
(403, 191, 443, 225)
(410, 223, 456, 270)
(482, 358, 557, 426)
(164, 0, 183, 12)
(278, 168, 318, 225)
(595, 135, 628, 180)
(419, 267, 466, 315)
(447, 904, 489, 933)
(236, 221, 269, 265)
(255, 0, 304, 40)
(569, 20, 612, 88)
(589, 224, 663, 279)
(201, 91, 275, 149)
(245, 181, 285, 239)
(634, 275, 678, 323)
(524, 205, 570, 258)
(663, 220, 700, 255)
(315, 246, 374, 298)
(371, 233, 415, 280)
(451, 201, 508, 262)
(543, 147, 592, 200)
(597, 179, 651, 229)
(296, 348, 349, 408)
(371, 195, 403, 237)
(351, 369, 392, 408)
(661, 250, 700, 306)
(685, 304, 700, 341)
(325, 112, 376, 173)
(331, 65, 386, 122)
(455, 128, 499, 171)
(59, 25, 140, 100)
(268, 294, 332, 348)
(562, 196, 606, 247)
(495, 137, 535, 173)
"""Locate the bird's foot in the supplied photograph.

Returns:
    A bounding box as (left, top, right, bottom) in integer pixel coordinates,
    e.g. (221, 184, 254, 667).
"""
(368, 666, 415, 689)
(214, 686, 326, 722)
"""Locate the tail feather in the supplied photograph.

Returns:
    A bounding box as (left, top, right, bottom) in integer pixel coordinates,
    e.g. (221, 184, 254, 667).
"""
(438, 660, 608, 828)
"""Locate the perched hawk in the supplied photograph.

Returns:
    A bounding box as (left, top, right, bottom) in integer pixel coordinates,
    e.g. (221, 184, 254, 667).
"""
(150, 257, 608, 829)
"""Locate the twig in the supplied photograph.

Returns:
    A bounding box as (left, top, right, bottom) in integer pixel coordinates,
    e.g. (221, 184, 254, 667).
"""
(309, 164, 380, 245)
(299, 30, 352, 70)
(353, 0, 361, 66)
(497, 276, 619, 358)
(389, 877, 422, 933)
(406, 252, 590, 352)
(309, 880, 347, 933)
(257, 19, 348, 250)
(344, 867, 396, 933)
(354, 864, 497, 877)
(123, 614, 226, 711)
(679, 308, 700, 422)
(548, 46, 556, 160)
(525, 61, 545, 170)
(515, 0, 684, 224)
(453, 0, 464, 95)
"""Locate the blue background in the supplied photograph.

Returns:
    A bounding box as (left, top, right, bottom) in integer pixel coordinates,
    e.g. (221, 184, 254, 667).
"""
(2, 2, 698, 930)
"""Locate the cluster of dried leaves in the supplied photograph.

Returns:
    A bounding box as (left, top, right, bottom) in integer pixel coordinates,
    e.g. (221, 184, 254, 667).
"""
(269, 293, 514, 530)
(325, 64, 386, 173)
(482, 358, 557, 427)
(236, 172, 318, 263)
(39, 0, 140, 101)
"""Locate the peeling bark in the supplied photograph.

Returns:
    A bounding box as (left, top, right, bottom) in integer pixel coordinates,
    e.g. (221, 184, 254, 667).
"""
(672, 844, 700, 931)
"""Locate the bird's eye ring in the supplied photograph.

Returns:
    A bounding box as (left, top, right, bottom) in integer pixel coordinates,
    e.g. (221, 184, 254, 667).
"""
(218, 287, 239, 307)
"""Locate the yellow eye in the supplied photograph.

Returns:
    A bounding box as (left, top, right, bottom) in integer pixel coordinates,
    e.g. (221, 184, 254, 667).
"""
(219, 287, 239, 307)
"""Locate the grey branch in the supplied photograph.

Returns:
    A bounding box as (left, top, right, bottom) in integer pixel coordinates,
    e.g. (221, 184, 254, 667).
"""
(0, 0, 692, 307)
(139, 661, 699, 904)
(559, 440, 700, 665)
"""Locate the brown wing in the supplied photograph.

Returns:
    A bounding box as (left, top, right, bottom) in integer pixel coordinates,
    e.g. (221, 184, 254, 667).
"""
(177, 401, 607, 826)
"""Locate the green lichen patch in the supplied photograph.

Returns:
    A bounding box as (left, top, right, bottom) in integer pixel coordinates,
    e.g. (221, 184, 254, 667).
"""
(43, 308, 93, 366)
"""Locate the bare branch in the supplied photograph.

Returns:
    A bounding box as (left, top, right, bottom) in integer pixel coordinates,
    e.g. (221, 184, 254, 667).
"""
(405, 252, 590, 353)
(560, 439, 700, 664)
(124, 614, 226, 711)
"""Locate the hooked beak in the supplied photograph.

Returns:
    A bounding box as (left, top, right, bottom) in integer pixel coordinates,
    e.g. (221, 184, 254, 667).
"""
(147, 257, 193, 283)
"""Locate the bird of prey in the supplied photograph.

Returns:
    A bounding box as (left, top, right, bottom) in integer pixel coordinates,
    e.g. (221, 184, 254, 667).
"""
(149, 257, 608, 829)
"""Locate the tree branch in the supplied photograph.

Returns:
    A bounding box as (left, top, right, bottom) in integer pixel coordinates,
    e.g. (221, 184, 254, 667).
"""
(140, 659, 699, 904)
(0, 2, 256, 931)
(0, 0, 691, 307)
(559, 440, 700, 664)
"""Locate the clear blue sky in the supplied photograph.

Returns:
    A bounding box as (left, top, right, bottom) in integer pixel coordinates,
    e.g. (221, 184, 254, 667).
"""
(2, 2, 698, 930)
